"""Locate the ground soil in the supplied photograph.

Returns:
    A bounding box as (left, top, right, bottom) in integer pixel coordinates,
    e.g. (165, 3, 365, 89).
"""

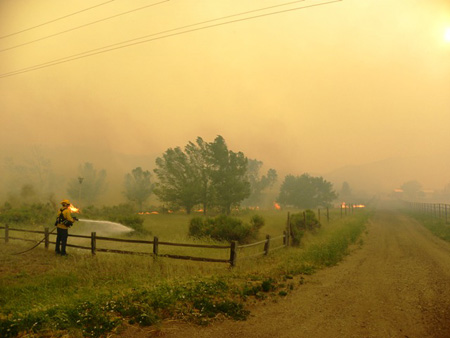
(118, 209, 450, 338)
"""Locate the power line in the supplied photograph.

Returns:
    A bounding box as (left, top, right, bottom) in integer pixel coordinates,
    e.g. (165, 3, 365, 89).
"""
(0, 0, 170, 53)
(1, 0, 303, 54)
(0, 0, 342, 79)
(0, 0, 116, 40)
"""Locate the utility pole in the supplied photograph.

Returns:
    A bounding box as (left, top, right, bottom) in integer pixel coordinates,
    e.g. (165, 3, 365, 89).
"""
(78, 177, 84, 206)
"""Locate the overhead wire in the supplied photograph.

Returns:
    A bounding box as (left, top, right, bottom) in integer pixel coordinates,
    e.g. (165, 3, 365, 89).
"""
(0, 0, 342, 79)
(0, 0, 170, 53)
(0, 0, 116, 40)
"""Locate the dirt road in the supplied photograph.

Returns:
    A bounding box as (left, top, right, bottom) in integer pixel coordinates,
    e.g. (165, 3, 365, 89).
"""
(147, 210, 450, 338)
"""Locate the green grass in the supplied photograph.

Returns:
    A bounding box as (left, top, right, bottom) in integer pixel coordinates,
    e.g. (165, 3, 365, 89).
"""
(0, 208, 369, 337)
(408, 212, 450, 242)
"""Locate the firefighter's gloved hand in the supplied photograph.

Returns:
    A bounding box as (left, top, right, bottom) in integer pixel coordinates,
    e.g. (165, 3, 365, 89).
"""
(73, 217, 79, 221)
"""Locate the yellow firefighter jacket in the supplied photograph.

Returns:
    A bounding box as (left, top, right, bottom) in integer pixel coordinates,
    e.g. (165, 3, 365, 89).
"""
(56, 207, 75, 230)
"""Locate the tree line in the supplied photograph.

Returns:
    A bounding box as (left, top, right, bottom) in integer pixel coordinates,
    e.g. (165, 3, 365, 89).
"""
(4, 136, 339, 212)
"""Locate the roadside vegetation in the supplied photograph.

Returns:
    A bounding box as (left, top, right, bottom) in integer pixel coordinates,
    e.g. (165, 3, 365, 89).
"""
(408, 213, 450, 242)
(0, 208, 370, 337)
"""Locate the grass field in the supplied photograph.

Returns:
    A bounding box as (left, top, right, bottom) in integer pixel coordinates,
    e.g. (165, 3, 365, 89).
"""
(408, 212, 450, 242)
(0, 208, 370, 337)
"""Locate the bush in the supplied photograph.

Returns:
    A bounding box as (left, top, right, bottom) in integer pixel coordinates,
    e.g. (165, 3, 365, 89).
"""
(289, 210, 321, 246)
(115, 215, 145, 232)
(249, 214, 265, 230)
(0, 203, 54, 226)
(189, 215, 264, 243)
(81, 204, 146, 233)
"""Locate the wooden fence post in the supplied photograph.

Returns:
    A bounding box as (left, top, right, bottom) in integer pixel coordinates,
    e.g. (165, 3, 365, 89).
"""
(318, 208, 321, 222)
(44, 227, 49, 249)
(283, 230, 286, 246)
(4, 224, 9, 243)
(153, 236, 159, 257)
(91, 232, 96, 255)
(286, 212, 291, 247)
(230, 241, 238, 267)
(264, 235, 270, 255)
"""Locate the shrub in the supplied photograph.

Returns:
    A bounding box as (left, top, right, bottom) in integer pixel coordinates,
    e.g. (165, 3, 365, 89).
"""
(189, 215, 264, 243)
(249, 214, 265, 230)
(289, 209, 321, 246)
(115, 215, 145, 233)
(81, 204, 146, 233)
(0, 203, 54, 226)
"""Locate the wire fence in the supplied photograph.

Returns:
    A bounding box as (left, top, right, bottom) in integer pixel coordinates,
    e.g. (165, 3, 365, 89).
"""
(404, 201, 450, 223)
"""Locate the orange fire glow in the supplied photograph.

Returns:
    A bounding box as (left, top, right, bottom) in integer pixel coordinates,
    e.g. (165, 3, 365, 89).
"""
(69, 205, 80, 213)
(274, 202, 281, 210)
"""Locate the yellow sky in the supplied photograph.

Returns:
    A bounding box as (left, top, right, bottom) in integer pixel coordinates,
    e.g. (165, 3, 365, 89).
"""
(1, 0, 450, 193)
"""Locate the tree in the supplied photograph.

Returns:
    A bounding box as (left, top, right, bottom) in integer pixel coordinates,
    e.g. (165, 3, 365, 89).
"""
(184, 137, 214, 214)
(153, 135, 251, 215)
(153, 147, 203, 214)
(340, 181, 352, 202)
(123, 167, 153, 210)
(244, 159, 278, 207)
(277, 173, 337, 209)
(3, 147, 61, 204)
(208, 136, 251, 214)
(67, 162, 107, 206)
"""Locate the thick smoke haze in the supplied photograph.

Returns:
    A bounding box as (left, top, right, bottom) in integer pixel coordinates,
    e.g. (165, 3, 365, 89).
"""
(1, 0, 449, 204)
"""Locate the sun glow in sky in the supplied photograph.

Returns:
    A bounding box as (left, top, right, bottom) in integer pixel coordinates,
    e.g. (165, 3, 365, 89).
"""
(445, 27, 450, 42)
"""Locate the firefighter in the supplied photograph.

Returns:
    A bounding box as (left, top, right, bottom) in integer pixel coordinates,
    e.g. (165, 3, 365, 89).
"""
(55, 199, 78, 256)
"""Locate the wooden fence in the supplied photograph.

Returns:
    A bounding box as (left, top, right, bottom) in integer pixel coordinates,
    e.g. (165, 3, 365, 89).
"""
(405, 201, 450, 223)
(0, 208, 345, 266)
(0, 225, 287, 267)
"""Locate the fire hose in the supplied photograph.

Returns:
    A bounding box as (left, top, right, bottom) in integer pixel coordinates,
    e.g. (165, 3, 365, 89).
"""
(12, 227, 58, 255)
(12, 215, 79, 255)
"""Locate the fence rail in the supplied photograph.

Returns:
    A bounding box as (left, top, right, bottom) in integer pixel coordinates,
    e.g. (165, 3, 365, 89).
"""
(404, 201, 450, 223)
(0, 225, 286, 267)
(1, 208, 346, 266)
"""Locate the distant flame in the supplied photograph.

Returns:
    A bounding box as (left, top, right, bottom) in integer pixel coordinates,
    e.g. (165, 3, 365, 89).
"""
(274, 202, 281, 210)
(69, 205, 80, 213)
